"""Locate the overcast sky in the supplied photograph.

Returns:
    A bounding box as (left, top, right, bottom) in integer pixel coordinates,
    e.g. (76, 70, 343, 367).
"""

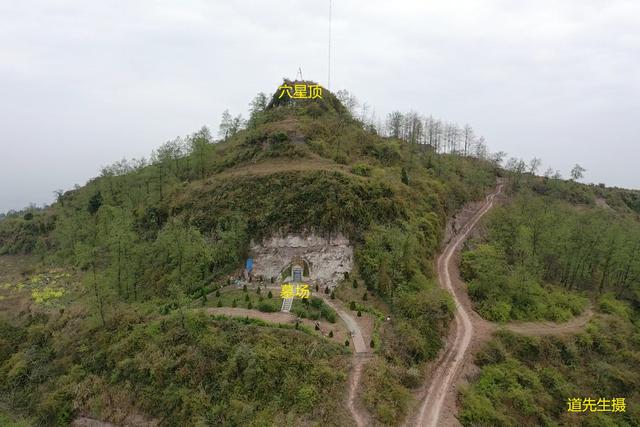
(1, 0, 639, 213)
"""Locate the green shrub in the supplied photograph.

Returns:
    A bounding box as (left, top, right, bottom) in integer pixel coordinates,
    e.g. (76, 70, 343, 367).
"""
(258, 301, 278, 313)
(351, 163, 372, 177)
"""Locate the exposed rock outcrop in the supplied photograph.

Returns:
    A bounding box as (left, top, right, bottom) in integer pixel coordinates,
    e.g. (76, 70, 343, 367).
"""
(249, 233, 353, 287)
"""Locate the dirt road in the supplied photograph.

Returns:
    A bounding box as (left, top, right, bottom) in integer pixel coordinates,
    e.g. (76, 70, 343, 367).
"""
(413, 184, 503, 427)
(504, 307, 594, 336)
(347, 354, 372, 427)
(319, 294, 372, 426)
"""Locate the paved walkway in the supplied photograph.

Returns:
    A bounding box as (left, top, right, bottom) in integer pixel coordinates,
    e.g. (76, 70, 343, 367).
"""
(321, 295, 368, 353)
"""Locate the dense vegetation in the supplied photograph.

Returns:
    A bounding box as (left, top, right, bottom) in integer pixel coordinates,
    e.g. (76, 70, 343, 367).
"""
(460, 176, 640, 425)
(2, 81, 638, 426)
(0, 310, 351, 426)
(461, 182, 640, 322)
(460, 314, 640, 426)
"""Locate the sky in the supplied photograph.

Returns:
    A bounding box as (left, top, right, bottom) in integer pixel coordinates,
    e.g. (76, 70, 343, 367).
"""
(1, 0, 639, 213)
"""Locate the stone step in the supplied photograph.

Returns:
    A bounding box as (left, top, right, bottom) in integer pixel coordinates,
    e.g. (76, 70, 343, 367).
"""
(281, 297, 293, 312)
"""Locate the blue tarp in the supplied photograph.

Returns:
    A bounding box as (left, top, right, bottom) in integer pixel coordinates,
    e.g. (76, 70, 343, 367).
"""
(246, 258, 254, 272)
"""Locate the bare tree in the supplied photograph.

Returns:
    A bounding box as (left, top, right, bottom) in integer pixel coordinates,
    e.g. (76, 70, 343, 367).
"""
(54, 189, 64, 206)
(386, 111, 404, 139)
(463, 124, 474, 156)
(218, 109, 233, 140)
(474, 136, 488, 159)
(570, 164, 586, 181)
(336, 89, 359, 116)
(529, 157, 542, 175)
(491, 151, 507, 166)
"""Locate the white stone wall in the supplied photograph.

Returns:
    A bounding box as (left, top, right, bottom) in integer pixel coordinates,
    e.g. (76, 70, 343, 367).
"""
(249, 233, 353, 287)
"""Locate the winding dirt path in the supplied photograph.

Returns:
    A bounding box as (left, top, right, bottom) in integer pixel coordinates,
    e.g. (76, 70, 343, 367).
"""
(413, 184, 503, 427)
(410, 183, 596, 427)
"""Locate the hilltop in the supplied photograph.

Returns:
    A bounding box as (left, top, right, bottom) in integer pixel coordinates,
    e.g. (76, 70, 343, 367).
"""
(0, 81, 499, 426)
(2, 81, 638, 426)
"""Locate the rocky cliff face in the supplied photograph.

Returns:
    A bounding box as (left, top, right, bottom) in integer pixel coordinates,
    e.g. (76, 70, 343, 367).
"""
(249, 233, 353, 288)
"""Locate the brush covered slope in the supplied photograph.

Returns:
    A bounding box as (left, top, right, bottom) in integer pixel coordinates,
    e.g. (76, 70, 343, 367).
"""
(0, 82, 497, 426)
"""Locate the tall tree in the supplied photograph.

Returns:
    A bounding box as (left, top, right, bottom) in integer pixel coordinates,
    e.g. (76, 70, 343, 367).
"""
(570, 164, 586, 181)
(529, 158, 542, 175)
(190, 126, 212, 179)
(248, 92, 268, 128)
(386, 111, 404, 139)
(218, 109, 233, 140)
(463, 124, 474, 156)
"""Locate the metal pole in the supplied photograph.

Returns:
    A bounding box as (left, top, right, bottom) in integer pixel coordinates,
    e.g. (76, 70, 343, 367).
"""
(328, 0, 332, 90)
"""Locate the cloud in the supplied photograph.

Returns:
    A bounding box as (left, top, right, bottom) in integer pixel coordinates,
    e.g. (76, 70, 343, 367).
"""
(0, 0, 638, 212)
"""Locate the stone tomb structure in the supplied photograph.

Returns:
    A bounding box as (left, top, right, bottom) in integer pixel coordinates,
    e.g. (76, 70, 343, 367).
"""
(249, 233, 353, 291)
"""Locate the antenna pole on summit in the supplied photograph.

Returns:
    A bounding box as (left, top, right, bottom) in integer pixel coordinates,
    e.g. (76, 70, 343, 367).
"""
(328, 0, 332, 90)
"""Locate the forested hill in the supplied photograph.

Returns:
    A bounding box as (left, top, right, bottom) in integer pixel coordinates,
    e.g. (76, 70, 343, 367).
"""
(0, 81, 499, 426)
(2, 81, 637, 426)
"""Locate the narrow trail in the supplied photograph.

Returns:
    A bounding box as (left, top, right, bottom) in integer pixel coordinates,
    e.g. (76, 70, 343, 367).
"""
(319, 294, 371, 427)
(347, 355, 372, 427)
(413, 184, 503, 427)
(504, 307, 594, 336)
(321, 295, 368, 353)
